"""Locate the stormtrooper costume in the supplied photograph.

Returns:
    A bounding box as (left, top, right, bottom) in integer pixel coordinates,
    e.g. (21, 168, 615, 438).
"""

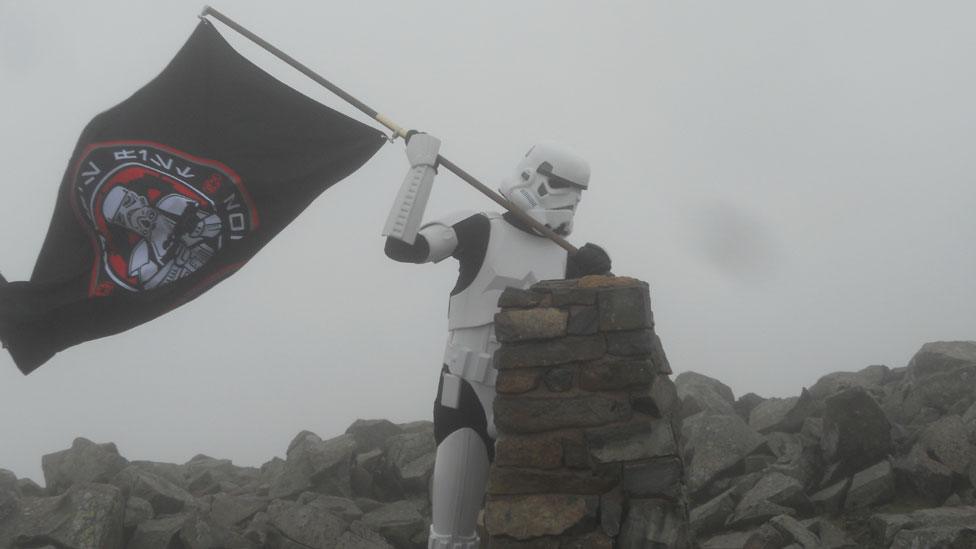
(383, 134, 610, 548)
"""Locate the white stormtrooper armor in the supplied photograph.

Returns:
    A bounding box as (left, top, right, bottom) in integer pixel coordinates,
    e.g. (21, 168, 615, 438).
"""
(102, 187, 222, 290)
(383, 135, 590, 549)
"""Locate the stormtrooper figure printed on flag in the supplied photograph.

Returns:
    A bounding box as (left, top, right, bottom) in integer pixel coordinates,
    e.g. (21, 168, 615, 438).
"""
(73, 142, 258, 296)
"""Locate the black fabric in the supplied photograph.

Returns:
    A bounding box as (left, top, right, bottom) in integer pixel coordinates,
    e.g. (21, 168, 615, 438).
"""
(502, 211, 538, 236)
(433, 365, 495, 462)
(449, 214, 491, 296)
(384, 235, 430, 263)
(0, 21, 385, 374)
(566, 242, 612, 278)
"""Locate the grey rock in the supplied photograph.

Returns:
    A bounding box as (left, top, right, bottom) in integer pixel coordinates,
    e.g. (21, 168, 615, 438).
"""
(764, 432, 801, 461)
(808, 364, 890, 400)
(210, 493, 268, 527)
(690, 489, 736, 538)
(267, 498, 348, 549)
(597, 284, 653, 331)
(889, 526, 976, 549)
(869, 513, 913, 547)
(618, 499, 690, 549)
(14, 483, 125, 549)
(15, 478, 45, 498)
(917, 415, 976, 475)
(749, 389, 815, 434)
(809, 478, 850, 515)
(963, 400, 976, 425)
(585, 417, 677, 464)
(649, 333, 672, 374)
(600, 486, 623, 537)
(41, 437, 129, 495)
(270, 431, 358, 499)
(893, 442, 955, 504)
(768, 514, 822, 548)
(742, 475, 803, 507)
(361, 500, 426, 548)
(354, 497, 384, 513)
(396, 420, 433, 434)
(675, 371, 737, 418)
(123, 496, 154, 535)
(885, 341, 976, 425)
(543, 366, 575, 392)
(242, 511, 272, 547)
(622, 456, 683, 499)
(821, 386, 891, 474)
(802, 518, 857, 549)
(908, 341, 976, 377)
(735, 393, 767, 422)
(112, 464, 194, 515)
(631, 374, 679, 418)
(767, 443, 823, 490)
(302, 493, 364, 522)
(495, 393, 632, 433)
(906, 505, 976, 528)
(730, 472, 810, 528)
(567, 304, 600, 335)
(179, 513, 254, 549)
(129, 460, 188, 489)
(681, 412, 769, 496)
(605, 329, 655, 357)
(336, 520, 395, 549)
(345, 419, 402, 454)
(382, 429, 437, 495)
(0, 469, 16, 494)
(128, 514, 187, 549)
(0, 484, 19, 547)
(701, 530, 756, 549)
(183, 454, 260, 497)
(742, 520, 790, 549)
(844, 460, 895, 511)
(745, 454, 777, 474)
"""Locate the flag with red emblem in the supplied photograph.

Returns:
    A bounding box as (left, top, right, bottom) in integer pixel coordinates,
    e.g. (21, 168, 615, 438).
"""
(0, 21, 385, 374)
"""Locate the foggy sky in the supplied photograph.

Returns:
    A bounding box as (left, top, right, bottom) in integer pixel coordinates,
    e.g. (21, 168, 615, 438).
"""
(1, 1, 974, 483)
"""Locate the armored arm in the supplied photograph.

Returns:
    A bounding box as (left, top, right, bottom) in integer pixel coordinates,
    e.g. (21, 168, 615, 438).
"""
(383, 133, 466, 264)
(382, 133, 441, 245)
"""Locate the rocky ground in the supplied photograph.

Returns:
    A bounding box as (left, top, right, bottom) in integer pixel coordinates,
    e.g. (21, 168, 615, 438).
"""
(0, 420, 437, 548)
(1, 340, 974, 549)
(681, 341, 976, 548)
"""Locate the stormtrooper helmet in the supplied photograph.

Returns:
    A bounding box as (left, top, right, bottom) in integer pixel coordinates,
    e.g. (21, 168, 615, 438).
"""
(102, 187, 157, 237)
(499, 142, 590, 236)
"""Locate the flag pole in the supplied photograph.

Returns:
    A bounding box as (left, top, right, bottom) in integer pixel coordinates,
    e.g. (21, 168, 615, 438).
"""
(199, 5, 578, 254)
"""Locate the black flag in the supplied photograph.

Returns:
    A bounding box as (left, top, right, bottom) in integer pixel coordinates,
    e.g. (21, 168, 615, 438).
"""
(0, 21, 386, 374)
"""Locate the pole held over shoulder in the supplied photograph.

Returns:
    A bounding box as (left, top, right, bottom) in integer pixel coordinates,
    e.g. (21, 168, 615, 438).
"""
(199, 5, 578, 254)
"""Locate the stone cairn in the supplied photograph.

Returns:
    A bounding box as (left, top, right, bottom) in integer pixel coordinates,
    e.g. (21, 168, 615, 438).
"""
(485, 275, 690, 548)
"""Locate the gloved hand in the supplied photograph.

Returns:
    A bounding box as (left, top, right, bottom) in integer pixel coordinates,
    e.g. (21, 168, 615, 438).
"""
(404, 131, 440, 169)
(567, 242, 612, 278)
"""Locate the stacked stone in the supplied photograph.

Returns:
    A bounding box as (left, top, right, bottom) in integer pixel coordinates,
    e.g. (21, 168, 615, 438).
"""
(485, 275, 690, 548)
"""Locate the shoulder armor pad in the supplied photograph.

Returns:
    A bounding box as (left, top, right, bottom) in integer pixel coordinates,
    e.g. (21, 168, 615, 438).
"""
(417, 210, 475, 263)
(420, 209, 480, 231)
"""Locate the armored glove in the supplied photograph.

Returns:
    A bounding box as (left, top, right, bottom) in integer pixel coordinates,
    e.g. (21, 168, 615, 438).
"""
(566, 242, 612, 278)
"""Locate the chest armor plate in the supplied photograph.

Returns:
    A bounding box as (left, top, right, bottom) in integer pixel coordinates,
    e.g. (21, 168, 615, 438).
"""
(447, 213, 567, 330)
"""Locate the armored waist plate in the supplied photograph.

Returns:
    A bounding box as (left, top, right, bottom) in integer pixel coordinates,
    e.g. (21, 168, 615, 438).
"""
(443, 326, 499, 387)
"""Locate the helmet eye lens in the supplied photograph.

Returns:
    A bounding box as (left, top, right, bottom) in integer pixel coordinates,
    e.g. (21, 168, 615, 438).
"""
(547, 178, 573, 190)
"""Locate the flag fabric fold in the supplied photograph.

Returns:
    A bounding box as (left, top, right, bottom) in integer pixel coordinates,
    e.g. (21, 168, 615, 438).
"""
(0, 21, 386, 374)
